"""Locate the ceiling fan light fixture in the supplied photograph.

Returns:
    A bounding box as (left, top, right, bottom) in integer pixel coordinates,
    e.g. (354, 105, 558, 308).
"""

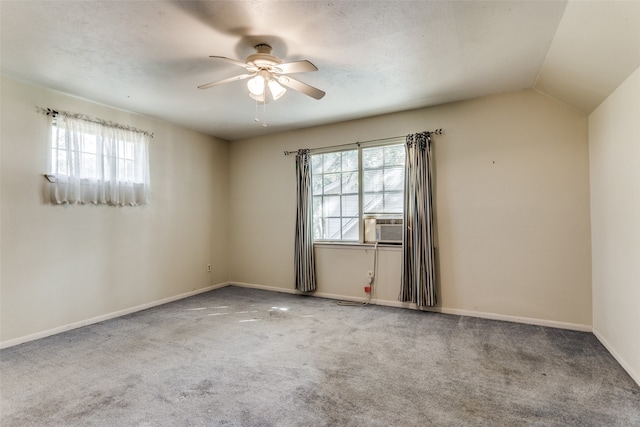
(268, 79, 287, 100)
(247, 74, 266, 96)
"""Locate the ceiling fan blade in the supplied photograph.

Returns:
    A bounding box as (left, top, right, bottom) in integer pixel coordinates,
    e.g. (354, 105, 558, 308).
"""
(273, 60, 318, 74)
(197, 73, 254, 90)
(276, 76, 325, 100)
(208, 56, 249, 68)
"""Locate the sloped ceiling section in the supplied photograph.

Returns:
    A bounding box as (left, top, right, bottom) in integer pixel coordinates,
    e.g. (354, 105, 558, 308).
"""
(1, 1, 638, 140)
(535, 0, 640, 113)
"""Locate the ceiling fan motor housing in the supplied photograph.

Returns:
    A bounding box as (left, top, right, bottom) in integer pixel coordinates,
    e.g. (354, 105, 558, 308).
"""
(246, 44, 282, 69)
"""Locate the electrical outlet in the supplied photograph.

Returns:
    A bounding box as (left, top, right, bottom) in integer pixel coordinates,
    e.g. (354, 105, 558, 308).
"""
(207, 264, 212, 272)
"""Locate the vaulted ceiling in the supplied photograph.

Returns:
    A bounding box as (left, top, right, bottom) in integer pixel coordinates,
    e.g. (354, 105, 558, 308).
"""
(1, 1, 639, 141)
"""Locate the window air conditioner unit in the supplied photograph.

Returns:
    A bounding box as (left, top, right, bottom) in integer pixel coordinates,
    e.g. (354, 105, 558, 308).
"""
(364, 217, 403, 244)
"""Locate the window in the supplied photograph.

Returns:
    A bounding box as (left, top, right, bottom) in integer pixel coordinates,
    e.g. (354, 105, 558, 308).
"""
(51, 127, 142, 183)
(47, 113, 151, 206)
(311, 141, 405, 242)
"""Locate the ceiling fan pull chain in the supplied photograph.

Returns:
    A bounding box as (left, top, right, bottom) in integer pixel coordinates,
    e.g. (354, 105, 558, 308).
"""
(254, 99, 260, 123)
(262, 101, 268, 127)
(254, 98, 268, 127)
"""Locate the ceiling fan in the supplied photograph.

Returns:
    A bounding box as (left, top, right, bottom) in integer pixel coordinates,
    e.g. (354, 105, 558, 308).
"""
(197, 44, 325, 102)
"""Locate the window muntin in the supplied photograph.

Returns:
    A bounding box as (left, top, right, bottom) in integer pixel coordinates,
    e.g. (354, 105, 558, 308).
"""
(311, 142, 405, 242)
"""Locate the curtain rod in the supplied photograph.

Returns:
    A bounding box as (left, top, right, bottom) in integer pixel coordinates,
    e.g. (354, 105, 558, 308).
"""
(283, 129, 443, 156)
(36, 106, 154, 138)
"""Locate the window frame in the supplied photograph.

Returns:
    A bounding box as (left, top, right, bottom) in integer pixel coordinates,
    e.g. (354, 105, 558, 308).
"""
(311, 138, 405, 244)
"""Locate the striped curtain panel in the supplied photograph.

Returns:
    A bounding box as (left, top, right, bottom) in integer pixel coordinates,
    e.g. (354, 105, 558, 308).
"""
(294, 149, 317, 292)
(399, 132, 437, 307)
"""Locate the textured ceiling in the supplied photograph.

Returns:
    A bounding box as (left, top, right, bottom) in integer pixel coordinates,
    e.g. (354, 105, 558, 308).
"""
(1, 1, 639, 141)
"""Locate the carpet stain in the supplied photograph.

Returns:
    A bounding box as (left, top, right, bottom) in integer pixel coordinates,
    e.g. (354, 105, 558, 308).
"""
(65, 389, 130, 422)
(195, 379, 215, 395)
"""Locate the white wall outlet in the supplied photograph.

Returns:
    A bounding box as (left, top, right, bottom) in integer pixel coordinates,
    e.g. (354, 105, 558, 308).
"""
(207, 264, 212, 272)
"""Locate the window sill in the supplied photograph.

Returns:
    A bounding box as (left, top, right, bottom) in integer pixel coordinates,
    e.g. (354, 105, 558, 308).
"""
(314, 241, 402, 251)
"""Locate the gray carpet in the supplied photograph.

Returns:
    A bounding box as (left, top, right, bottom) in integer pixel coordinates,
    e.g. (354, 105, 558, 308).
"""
(1, 285, 639, 426)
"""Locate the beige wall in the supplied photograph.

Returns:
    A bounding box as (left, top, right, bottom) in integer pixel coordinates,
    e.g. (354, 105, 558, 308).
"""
(589, 65, 640, 384)
(0, 77, 230, 345)
(229, 89, 592, 328)
(1, 79, 595, 346)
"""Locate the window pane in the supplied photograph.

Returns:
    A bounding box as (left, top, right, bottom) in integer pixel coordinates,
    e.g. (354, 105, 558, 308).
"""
(342, 195, 358, 216)
(384, 167, 404, 191)
(342, 172, 358, 193)
(313, 196, 323, 219)
(124, 142, 134, 160)
(313, 219, 323, 240)
(323, 152, 341, 173)
(119, 159, 134, 182)
(312, 174, 323, 195)
(363, 193, 384, 214)
(342, 217, 359, 240)
(323, 195, 340, 217)
(82, 136, 96, 154)
(323, 173, 341, 195)
(363, 169, 382, 193)
(81, 153, 96, 178)
(341, 150, 358, 172)
(384, 144, 404, 166)
(326, 218, 342, 240)
(363, 146, 383, 168)
(117, 159, 126, 180)
(55, 150, 68, 175)
(384, 192, 404, 213)
(52, 129, 62, 149)
(312, 196, 324, 240)
(311, 155, 323, 174)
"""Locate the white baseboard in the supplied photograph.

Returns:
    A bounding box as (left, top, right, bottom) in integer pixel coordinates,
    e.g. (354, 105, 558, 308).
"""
(592, 327, 640, 387)
(230, 282, 592, 332)
(231, 281, 303, 295)
(0, 282, 231, 349)
(392, 302, 592, 332)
